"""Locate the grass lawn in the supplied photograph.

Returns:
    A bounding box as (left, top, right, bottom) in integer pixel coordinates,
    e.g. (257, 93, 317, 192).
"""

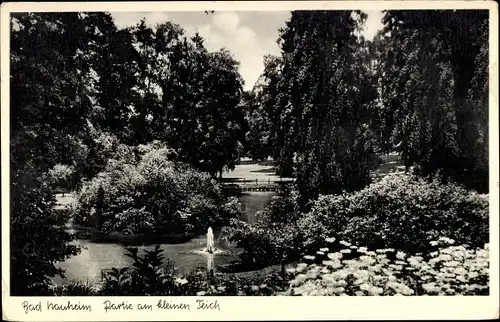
(222, 158, 294, 183)
(371, 152, 405, 182)
(224, 154, 405, 185)
(54, 193, 75, 210)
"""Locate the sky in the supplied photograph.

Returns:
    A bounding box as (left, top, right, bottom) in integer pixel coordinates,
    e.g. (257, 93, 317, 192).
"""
(111, 11, 384, 90)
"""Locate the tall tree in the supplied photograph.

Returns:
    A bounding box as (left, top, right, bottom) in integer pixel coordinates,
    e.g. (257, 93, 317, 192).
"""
(10, 13, 90, 295)
(379, 10, 489, 191)
(162, 34, 244, 176)
(83, 13, 141, 141)
(272, 11, 376, 208)
(244, 55, 283, 162)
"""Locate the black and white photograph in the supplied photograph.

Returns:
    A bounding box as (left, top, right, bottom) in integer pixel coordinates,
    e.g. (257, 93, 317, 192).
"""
(1, 0, 498, 320)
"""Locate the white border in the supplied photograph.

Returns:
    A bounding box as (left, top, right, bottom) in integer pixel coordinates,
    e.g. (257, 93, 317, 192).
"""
(1, 1, 499, 321)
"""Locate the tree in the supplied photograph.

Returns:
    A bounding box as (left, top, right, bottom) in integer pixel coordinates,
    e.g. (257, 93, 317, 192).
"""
(82, 13, 142, 142)
(378, 10, 489, 191)
(465, 21, 489, 190)
(10, 13, 91, 294)
(126, 20, 182, 145)
(271, 11, 376, 208)
(241, 90, 270, 161)
(10, 13, 93, 171)
(163, 34, 244, 177)
(241, 55, 283, 162)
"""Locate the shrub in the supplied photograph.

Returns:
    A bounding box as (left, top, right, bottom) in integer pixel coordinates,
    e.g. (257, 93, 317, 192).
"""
(226, 173, 488, 270)
(51, 280, 99, 296)
(284, 237, 489, 296)
(102, 208, 156, 235)
(100, 246, 206, 296)
(97, 246, 289, 296)
(71, 143, 242, 236)
(47, 163, 75, 193)
(297, 173, 488, 255)
(224, 189, 302, 268)
(11, 168, 80, 296)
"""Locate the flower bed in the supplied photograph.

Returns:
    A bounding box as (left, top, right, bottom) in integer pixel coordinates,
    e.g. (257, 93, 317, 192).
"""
(283, 237, 489, 296)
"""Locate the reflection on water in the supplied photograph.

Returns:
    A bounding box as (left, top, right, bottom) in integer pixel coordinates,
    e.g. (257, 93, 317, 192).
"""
(54, 191, 275, 285)
(207, 253, 214, 272)
(54, 236, 236, 285)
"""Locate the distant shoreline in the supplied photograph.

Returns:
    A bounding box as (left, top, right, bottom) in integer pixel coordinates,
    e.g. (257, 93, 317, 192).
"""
(67, 226, 197, 246)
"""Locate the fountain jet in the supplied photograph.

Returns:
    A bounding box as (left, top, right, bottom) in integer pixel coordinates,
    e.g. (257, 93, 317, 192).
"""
(206, 227, 215, 253)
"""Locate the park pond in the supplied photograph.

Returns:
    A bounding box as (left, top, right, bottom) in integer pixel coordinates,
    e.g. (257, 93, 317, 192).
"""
(53, 161, 283, 285)
(52, 156, 402, 285)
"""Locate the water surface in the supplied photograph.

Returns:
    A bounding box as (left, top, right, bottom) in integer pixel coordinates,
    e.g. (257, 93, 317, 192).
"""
(54, 191, 275, 284)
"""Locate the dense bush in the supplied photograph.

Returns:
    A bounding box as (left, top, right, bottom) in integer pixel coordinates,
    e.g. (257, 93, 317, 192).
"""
(47, 164, 75, 194)
(71, 143, 242, 236)
(297, 173, 488, 255)
(284, 237, 489, 296)
(11, 168, 80, 295)
(225, 173, 488, 270)
(99, 246, 208, 296)
(224, 188, 302, 268)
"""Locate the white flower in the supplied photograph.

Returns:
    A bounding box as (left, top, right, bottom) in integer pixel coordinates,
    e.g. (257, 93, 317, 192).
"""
(322, 274, 335, 283)
(358, 247, 368, 253)
(468, 271, 479, 279)
(353, 270, 370, 279)
(175, 277, 188, 285)
(442, 260, 459, 267)
(359, 283, 370, 291)
(332, 270, 348, 280)
(387, 275, 397, 282)
(296, 263, 308, 273)
(439, 254, 452, 261)
(332, 287, 345, 294)
(293, 274, 308, 284)
(376, 248, 395, 253)
(369, 286, 383, 295)
(328, 252, 343, 260)
(359, 255, 376, 265)
(339, 240, 351, 247)
(396, 251, 406, 260)
(422, 282, 439, 293)
(340, 249, 351, 254)
(438, 237, 455, 245)
(325, 237, 336, 243)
